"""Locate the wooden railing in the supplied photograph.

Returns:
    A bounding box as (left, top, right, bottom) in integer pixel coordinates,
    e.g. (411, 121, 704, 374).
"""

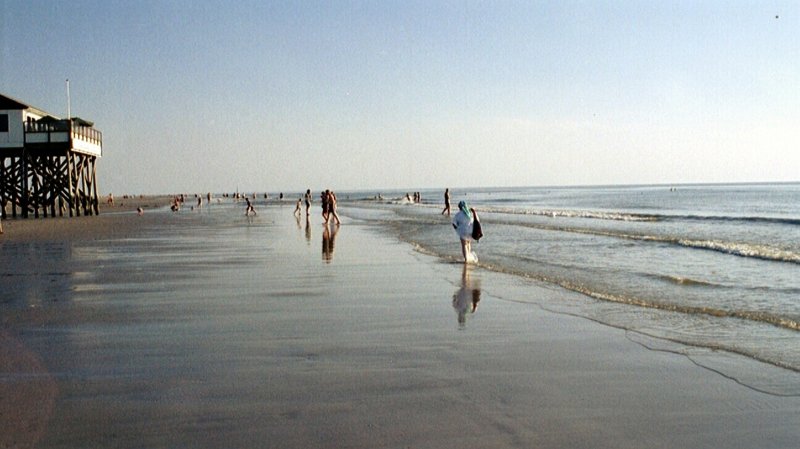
(71, 124, 102, 146)
(24, 120, 103, 146)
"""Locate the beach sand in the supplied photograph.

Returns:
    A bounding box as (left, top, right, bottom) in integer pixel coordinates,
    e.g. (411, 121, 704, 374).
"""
(0, 195, 174, 242)
(1, 200, 798, 448)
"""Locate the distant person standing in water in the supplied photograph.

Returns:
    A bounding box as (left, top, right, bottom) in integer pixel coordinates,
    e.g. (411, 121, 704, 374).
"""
(452, 200, 477, 263)
(304, 189, 312, 216)
(441, 188, 451, 216)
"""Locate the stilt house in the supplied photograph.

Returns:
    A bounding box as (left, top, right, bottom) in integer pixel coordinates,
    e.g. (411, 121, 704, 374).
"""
(0, 93, 102, 218)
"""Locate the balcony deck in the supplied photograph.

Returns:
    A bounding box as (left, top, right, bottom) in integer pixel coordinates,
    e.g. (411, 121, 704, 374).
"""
(20, 120, 102, 157)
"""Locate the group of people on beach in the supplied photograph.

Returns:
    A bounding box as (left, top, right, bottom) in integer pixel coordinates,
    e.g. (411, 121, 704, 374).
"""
(294, 189, 341, 226)
(164, 189, 343, 223)
(2, 185, 477, 265)
(170, 194, 186, 212)
(0, 185, 479, 268)
(405, 192, 423, 203)
(167, 192, 274, 216)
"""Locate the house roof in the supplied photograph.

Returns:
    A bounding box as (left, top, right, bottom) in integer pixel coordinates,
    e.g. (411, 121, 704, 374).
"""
(0, 93, 29, 110)
(0, 93, 57, 118)
(71, 117, 94, 127)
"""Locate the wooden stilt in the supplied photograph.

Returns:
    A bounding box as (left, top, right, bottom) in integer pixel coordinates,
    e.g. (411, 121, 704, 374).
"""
(91, 157, 99, 215)
(67, 152, 75, 217)
(0, 157, 6, 220)
(21, 153, 29, 218)
(0, 106, 102, 221)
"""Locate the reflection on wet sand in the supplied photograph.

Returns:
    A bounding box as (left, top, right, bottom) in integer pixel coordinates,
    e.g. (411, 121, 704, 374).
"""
(452, 264, 481, 328)
(322, 223, 339, 263)
(0, 241, 75, 306)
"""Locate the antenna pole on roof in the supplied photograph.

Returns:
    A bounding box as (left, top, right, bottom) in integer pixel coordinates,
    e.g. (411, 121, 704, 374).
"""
(66, 79, 71, 120)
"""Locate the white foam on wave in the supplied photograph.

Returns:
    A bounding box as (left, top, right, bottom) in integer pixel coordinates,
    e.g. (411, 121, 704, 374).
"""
(496, 216, 800, 265)
(481, 206, 658, 222)
(677, 239, 800, 264)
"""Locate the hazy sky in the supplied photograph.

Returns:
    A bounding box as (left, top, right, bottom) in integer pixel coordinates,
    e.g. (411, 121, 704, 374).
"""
(1, 0, 797, 194)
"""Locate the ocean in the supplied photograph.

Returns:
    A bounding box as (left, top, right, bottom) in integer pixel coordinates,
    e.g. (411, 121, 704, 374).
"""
(341, 183, 800, 379)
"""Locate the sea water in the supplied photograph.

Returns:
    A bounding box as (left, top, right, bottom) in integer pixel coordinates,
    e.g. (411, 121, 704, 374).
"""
(342, 183, 800, 375)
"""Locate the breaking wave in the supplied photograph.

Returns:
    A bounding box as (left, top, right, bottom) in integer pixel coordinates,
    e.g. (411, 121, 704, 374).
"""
(480, 206, 659, 222)
(496, 220, 800, 265)
(480, 206, 800, 227)
(675, 239, 800, 264)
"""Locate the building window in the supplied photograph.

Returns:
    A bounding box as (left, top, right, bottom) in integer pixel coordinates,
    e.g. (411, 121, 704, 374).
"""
(0, 114, 8, 132)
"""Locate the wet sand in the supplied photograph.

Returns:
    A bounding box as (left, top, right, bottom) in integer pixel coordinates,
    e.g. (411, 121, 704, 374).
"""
(1, 200, 798, 448)
(0, 195, 174, 242)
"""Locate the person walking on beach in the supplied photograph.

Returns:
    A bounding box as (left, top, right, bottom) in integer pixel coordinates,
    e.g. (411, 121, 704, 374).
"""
(245, 198, 257, 216)
(327, 190, 341, 225)
(453, 200, 477, 263)
(304, 189, 312, 216)
(441, 188, 451, 215)
(294, 198, 302, 216)
(321, 190, 330, 223)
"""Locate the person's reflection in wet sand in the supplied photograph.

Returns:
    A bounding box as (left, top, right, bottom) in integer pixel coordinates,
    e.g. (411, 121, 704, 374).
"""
(452, 264, 481, 328)
(322, 223, 339, 263)
(305, 216, 312, 245)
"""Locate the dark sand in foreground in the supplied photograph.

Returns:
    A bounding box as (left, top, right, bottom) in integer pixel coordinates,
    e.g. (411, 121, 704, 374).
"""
(1, 200, 798, 448)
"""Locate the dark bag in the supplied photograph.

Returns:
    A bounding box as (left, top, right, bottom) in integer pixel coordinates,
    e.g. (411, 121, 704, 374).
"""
(471, 209, 483, 241)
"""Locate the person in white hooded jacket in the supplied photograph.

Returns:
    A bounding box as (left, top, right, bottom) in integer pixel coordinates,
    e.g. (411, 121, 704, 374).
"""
(452, 200, 477, 263)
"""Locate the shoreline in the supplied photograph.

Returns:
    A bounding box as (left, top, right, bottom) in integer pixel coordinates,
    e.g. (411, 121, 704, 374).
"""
(0, 195, 174, 242)
(0, 194, 301, 241)
(1, 201, 799, 448)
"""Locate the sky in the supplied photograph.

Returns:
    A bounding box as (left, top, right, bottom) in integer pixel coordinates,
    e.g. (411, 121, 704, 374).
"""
(1, 0, 797, 194)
